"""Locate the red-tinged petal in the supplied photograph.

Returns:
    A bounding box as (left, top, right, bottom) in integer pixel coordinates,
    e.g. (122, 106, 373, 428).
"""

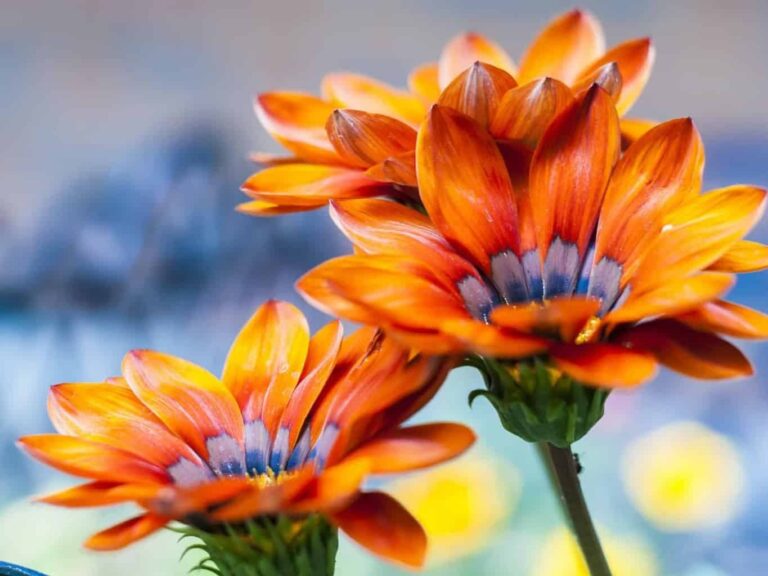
(236, 199, 321, 216)
(122, 351, 244, 470)
(38, 482, 163, 508)
(607, 272, 735, 324)
(632, 186, 767, 292)
(47, 382, 206, 472)
(289, 459, 370, 514)
(438, 32, 516, 89)
(365, 151, 418, 187)
(242, 164, 387, 207)
(491, 296, 600, 342)
(149, 477, 254, 518)
(490, 77, 575, 148)
(408, 62, 441, 103)
(529, 85, 620, 296)
(675, 300, 768, 339)
(254, 92, 339, 163)
(346, 423, 475, 474)
(332, 491, 427, 569)
(249, 151, 300, 166)
(441, 318, 549, 358)
(620, 117, 657, 146)
(417, 105, 521, 274)
(518, 9, 605, 84)
(322, 73, 425, 126)
(619, 319, 753, 379)
(577, 38, 655, 115)
(591, 118, 704, 305)
(437, 62, 517, 127)
(708, 240, 768, 273)
(84, 514, 168, 551)
(18, 435, 169, 484)
(571, 62, 622, 102)
(221, 301, 310, 436)
(550, 343, 657, 388)
(326, 110, 416, 168)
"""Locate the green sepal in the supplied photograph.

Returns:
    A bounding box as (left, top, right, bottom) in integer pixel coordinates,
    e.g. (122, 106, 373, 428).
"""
(173, 514, 338, 576)
(467, 356, 608, 447)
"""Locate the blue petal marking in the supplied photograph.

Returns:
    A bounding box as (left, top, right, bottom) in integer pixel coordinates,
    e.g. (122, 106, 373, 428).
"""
(587, 256, 623, 314)
(522, 250, 543, 300)
(543, 237, 581, 298)
(244, 419, 272, 475)
(205, 434, 246, 477)
(286, 426, 312, 471)
(269, 426, 290, 473)
(577, 244, 596, 295)
(457, 275, 497, 322)
(168, 457, 215, 486)
(491, 251, 529, 303)
(309, 424, 340, 471)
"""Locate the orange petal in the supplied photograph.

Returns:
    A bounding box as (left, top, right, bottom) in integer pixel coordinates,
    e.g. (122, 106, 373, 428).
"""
(708, 240, 768, 273)
(326, 110, 416, 168)
(577, 38, 655, 115)
(441, 318, 549, 358)
(518, 9, 605, 84)
(242, 164, 387, 207)
(491, 296, 600, 342)
(322, 73, 425, 126)
(289, 459, 370, 514)
(619, 319, 753, 379)
(254, 92, 338, 163)
(122, 351, 244, 471)
(332, 491, 427, 568)
(18, 435, 169, 484)
(675, 300, 768, 339)
(620, 117, 657, 146)
(437, 61, 517, 127)
(47, 382, 206, 472)
(84, 514, 168, 551)
(347, 423, 475, 474)
(632, 186, 767, 292)
(591, 118, 704, 306)
(38, 481, 164, 508)
(438, 32, 516, 89)
(222, 301, 310, 438)
(490, 77, 575, 147)
(529, 85, 620, 296)
(571, 62, 623, 102)
(408, 62, 441, 103)
(236, 199, 321, 216)
(365, 150, 418, 187)
(417, 105, 521, 276)
(607, 272, 735, 324)
(550, 343, 657, 388)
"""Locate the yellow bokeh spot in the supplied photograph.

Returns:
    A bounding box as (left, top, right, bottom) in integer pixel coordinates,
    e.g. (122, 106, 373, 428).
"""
(533, 527, 658, 576)
(386, 451, 519, 565)
(622, 421, 745, 532)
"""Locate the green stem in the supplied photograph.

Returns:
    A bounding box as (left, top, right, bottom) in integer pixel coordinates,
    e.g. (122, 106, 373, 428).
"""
(543, 443, 612, 576)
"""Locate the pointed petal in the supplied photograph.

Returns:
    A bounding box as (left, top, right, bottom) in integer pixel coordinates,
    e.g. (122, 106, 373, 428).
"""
(122, 351, 244, 471)
(322, 73, 425, 126)
(242, 164, 387, 207)
(675, 300, 768, 339)
(440, 318, 549, 358)
(437, 62, 517, 127)
(347, 423, 475, 474)
(408, 62, 441, 103)
(619, 319, 753, 379)
(326, 110, 416, 168)
(255, 93, 338, 163)
(571, 62, 622, 102)
(236, 199, 320, 216)
(48, 382, 206, 473)
(708, 240, 768, 273)
(550, 343, 657, 387)
(38, 481, 164, 508)
(332, 491, 427, 568)
(417, 105, 520, 273)
(632, 186, 767, 292)
(518, 9, 605, 84)
(490, 77, 575, 147)
(438, 32, 516, 88)
(84, 514, 168, 551)
(529, 85, 620, 296)
(491, 296, 600, 342)
(591, 118, 704, 306)
(18, 435, 169, 484)
(607, 272, 735, 324)
(365, 150, 418, 187)
(289, 459, 370, 513)
(620, 117, 657, 146)
(577, 38, 655, 115)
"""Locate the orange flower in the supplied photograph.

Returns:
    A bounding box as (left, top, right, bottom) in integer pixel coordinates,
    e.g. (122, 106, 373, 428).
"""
(298, 90, 768, 389)
(242, 9, 656, 216)
(17, 301, 473, 568)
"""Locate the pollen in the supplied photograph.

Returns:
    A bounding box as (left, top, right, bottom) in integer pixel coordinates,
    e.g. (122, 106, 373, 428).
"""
(575, 316, 601, 344)
(250, 468, 298, 489)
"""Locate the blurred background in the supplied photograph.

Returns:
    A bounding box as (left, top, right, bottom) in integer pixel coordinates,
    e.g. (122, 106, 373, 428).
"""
(2, 0, 768, 574)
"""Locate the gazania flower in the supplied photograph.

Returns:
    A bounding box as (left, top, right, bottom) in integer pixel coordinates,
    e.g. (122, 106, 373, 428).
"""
(242, 9, 655, 215)
(18, 301, 474, 569)
(298, 88, 768, 392)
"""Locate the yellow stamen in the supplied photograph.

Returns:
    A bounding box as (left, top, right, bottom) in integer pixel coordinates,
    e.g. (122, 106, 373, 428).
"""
(575, 316, 601, 344)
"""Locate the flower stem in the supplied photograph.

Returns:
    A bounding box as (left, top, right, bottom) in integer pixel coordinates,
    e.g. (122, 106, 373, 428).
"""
(543, 443, 612, 576)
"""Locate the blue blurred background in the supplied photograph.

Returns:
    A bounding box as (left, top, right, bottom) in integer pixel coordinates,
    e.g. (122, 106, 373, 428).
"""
(2, 1, 768, 574)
